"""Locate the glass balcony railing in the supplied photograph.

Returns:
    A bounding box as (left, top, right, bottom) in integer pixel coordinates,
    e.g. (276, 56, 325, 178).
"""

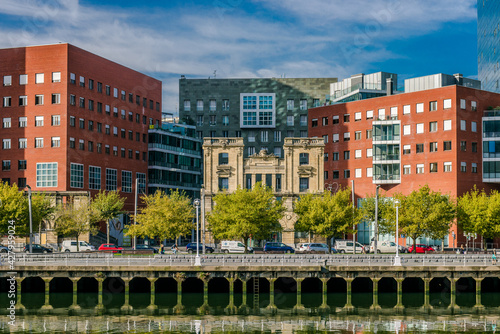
(373, 154, 400, 161)
(373, 135, 400, 141)
(148, 143, 200, 156)
(148, 161, 201, 172)
(148, 179, 201, 188)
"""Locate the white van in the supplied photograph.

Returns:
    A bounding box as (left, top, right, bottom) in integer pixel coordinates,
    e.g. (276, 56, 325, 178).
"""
(334, 240, 368, 254)
(220, 240, 253, 253)
(61, 240, 95, 252)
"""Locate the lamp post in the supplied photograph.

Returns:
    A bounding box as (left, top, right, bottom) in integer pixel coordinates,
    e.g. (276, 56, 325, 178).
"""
(374, 185, 380, 254)
(194, 198, 201, 266)
(26, 185, 33, 253)
(394, 199, 401, 266)
(133, 178, 138, 250)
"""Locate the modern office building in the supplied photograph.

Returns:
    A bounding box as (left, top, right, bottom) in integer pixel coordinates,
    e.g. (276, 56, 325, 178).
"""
(309, 74, 500, 248)
(330, 72, 399, 103)
(148, 121, 202, 198)
(179, 77, 335, 158)
(0, 43, 162, 244)
(478, 0, 500, 93)
(202, 137, 324, 245)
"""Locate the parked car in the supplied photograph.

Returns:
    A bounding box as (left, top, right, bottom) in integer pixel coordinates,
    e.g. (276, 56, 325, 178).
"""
(23, 244, 53, 253)
(370, 241, 407, 254)
(98, 243, 123, 253)
(185, 243, 214, 253)
(334, 240, 369, 254)
(220, 240, 253, 253)
(299, 243, 333, 254)
(0, 245, 9, 253)
(61, 240, 96, 252)
(135, 244, 158, 253)
(263, 242, 295, 253)
(407, 244, 435, 253)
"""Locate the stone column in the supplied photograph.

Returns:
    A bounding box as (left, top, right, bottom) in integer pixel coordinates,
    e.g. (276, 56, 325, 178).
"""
(15, 277, 25, 311)
(345, 278, 354, 310)
(423, 278, 431, 310)
(241, 279, 248, 307)
(226, 278, 237, 313)
(120, 278, 133, 312)
(474, 278, 484, 309)
(449, 278, 459, 310)
(198, 278, 210, 314)
(69, 278, 81, 310)
(266, 278, 277, 310)
(294, 278, 304, 310)
(147, 278, 158, 311)
(96, 278, 105, 311)
(174, 278, 185, 313)
(319, 278, 329, 311)
(395, 278, 404, 310)
(371, 278, 381, 310)
(41, 277, 53, 311)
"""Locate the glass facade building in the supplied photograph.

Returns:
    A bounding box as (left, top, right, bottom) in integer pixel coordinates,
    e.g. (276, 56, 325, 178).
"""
(478, 0, 500, 92)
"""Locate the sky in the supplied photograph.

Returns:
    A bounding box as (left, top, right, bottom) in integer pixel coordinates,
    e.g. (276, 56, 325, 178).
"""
(0, 0, 479, 115)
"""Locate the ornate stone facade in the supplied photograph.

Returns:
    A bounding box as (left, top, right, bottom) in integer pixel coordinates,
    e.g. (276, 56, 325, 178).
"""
(203, 138, 324, 245)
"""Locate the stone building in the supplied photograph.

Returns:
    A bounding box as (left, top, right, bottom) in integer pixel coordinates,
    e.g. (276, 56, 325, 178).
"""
(202, 137, 324, 245)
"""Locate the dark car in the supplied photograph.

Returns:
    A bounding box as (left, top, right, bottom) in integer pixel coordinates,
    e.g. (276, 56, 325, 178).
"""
(263, 242, 295, 253)
(407, 244, 435, 254)
(135, 244, 158, 253)
(23, 244, 53, 253)
(98, 243, 123, 253)
(0, 245, 9, 253)
(185, 243, 214, 253)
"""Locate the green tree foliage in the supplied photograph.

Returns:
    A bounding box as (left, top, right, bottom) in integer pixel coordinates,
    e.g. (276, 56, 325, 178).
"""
(127, 190, 195, 242)
(294, 188, 358, 251)
(91, 190, 125, 243)
(207, 183, 285, 252)
(54, 199, 98, 250)
(457, 187, 500, 243)
(31, 193, 55, 232)
(0, 182, 27, 234)
(359, 193, 396, 236)
(397, 185, 455, 252)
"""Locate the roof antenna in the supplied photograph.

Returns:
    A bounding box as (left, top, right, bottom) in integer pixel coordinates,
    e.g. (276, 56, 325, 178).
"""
(213, 70, 217, 79)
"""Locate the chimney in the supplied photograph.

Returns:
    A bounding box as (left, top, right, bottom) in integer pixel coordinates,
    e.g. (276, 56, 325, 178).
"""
(454, 73, 463, 85)
(386, 78, 394, 96)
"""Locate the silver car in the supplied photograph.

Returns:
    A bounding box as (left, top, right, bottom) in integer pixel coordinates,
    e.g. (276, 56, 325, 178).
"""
(301, 243, 332, 254)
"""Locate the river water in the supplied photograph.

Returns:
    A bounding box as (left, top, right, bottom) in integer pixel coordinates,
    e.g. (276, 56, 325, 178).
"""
(1, 292, 500, 333)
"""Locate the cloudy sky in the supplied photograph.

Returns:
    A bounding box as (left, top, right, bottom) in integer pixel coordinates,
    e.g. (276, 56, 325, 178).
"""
(0, 0, 478, 114)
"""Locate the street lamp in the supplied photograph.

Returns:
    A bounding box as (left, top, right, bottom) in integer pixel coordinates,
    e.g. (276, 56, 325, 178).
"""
(374, 185, 381, 254)
(26, 185, 33, 253)
(193, 198, 201, 266)
(394, 199, 401, 266)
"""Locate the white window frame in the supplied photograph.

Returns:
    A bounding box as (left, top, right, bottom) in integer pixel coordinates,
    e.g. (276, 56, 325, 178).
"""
(355, 149, 362, 159)
(403, 125, 411, 135)
(460, 120, 466, 131)
(443, 99, 452, 109)
(52, 72, 61, 83)
(416, 103, 424, 113)
(35, 73, 44, 84)
(403, 105, 411, 114)
(471, 121, 477, 132)
(443, 120, 452, 131)
(416, 123, 424, 134)
(460, 99, 466, 109)
(355, 168, 362, 178)
(366, 110, 373, 119)
(444, 162, 452, 172)
(355, 112, 362, 121)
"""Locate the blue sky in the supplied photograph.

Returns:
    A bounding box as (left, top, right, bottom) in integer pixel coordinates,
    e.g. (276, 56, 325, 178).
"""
(0, 0, 478, 114)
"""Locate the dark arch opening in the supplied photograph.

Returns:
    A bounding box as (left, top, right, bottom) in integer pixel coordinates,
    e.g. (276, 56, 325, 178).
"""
(49, 277, 73, 309)
(182, 277, 204, 309)
(482, 277, 500, 307)
(0, 278, 16, 309)
(274, 277, 297, 309)
(378, 277, 397, 308)
(155, 278, 177, 308)
(429, 277, 450, 308)
(208, 277, 229, 309)
(21, 277, 44, 309)
(302, 278, 322, 308)
(77, 277, 98, 308)
(327, 278, 346, 308)
(233, 279, 243, 307)
(103, 277, 125, 309)
(130, 277, 151, 309)
(247, 278, 270, 309)
(456, 277, 475, 307)
(402, 277, 423, 308)
(352, 277, 373, 309)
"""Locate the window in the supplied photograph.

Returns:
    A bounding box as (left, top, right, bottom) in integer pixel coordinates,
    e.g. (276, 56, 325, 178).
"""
(300, 99, 307, 110)
(286, 130, 293, 138)
(18, 160, 26, 170)
(69, 94, 76, 106)
(429, 101, 438, 111)
(197, 99, 203, 111)
(19, 117, 27, 128)
(471, 101, 477, 111)
(248, 146, 255, 156)
(366, 129, 373, 139)
(332, 152, 339, 161)
(403, 125, 411, 135)
(471, 121, 477, 132)
(355, 131, 361, 140)
(416, 164, 424, 174)
(34, 116, 44, 127)
(70, 163, 84, 188)
(35, 95, 44, 105)
(299, 153, 309, 165)
(222, 99, 229, 111)
(344, 151, 350, 160)
(222, 115, 229, 126)
(88, 120, 94, 131)
(403, 165, 411, 175)
(403, 145, 411, 154)
(332, 115, 339, 124)
(3, 75, 12, 86)
(378, 108, 386, 120)
(274, 147, 281, 158)
(313, 99, 320, 107)
(97, 82, 102, 93)
(105, 85, 110, 96)
(184, 100, 191, 111)
(472, 163, 477, 173)
(333, 170, 339, 179)
(322, 135, 328, 143)
(88, 141, 93, 152)
(273, 131, 281, 142)
(261, 131, 269, 142)
(430, 162, 438, 173)
(443, 141, 452, 151)
(416, 144, 424, 153)
(416, 123, 424, 134)
(69, 138, 75, 149)
(355, 149, 362, 159)
(343, 132, 350, 141)
(344, 170, 350, 178)
(301, 115, 308, 126)
(3, 118, 11, 128)
(343, 114, 350, 123)
(444, 99, 452, 109)
(79, 140, 85, 150)
(113, 88, 118, 98)
(460, 141, 466, 151)
(218, 177, 229, 190)
(51, 137, 60, 148)
(35, 137, 43, 148)
(77, 76, 84, 87)
(2, 160, 10, 171)
(105, 125, 110, 135)
(89, 79, 94, 90)
(460, 99, 466, 109)
(367, 167, 373, 178)
(444, 162, 452, 172)
(287, 115, 294, 126)
(366, 110, 373, 119)
(121, 171, 132, 193)
(78, 97, 85, 108)
(403, 105, 411, 114)
(416, 103, 424, 113)
(210, 115, 216, 126)
(105, 168, 117, 190)
(461, 162, 467, 172)
(430, 142, 438, 152)
(219, 153, 229, 165)
(287, 99, 294, 111)
(366, 148, 373, 157)
(472, 142, 477, 153)
(299, 178, 309, 192)
(128, 130, 133, 140)
(248, 131, 256, 142)
(332, 133, 339, 142)
(19, 74, 28, 85)
(355, 112, 362, 121)
(36, 163, 58, 187)
(444, 120, 452, 131)
(88, 100, 94, 111)
(79, 118, 85, 129)
(3, 96, 11, 107)
(429, 121, 437, 132)
(97, 143, 102, 153)
(51, 93, 60, 104)
(89, 166, 101, 190)
(460, 120, 466, 131)
(19, 96, 27, 106)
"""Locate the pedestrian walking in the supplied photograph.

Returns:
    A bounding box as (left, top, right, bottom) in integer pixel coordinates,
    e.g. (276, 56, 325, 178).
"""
(172, 244, 178, 255)
(492, 250, 497, 265)
(460, 244, 465, 254)
(159, 243, 164, 254)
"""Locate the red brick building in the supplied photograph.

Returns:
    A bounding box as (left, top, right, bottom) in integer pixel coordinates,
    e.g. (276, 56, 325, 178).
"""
(0, 44, 162, 216)
(309, 85, 500, 247)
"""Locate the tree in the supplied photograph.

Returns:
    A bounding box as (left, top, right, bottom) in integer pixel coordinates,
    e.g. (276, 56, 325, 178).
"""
(457, 187, 500, 247)
(127, 190, 195, 243)
(0, 181, 27, 234)
(91, 190, 125, 244)
(397, 185, 455, 252)
(54, 199, 98, 250)
(294, 187, 358, 251)
(359, 193, 396, 236)
(207, 183, 285, 253)
(31, 193, 55, 233)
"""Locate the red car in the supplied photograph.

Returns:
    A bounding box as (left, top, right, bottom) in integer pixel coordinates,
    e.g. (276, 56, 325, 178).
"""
(407, 244, 435, 253)
(98, 243, 123, 253)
